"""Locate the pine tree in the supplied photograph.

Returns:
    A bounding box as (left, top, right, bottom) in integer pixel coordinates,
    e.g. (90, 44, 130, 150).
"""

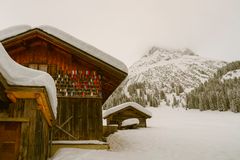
(172, 95, 178, 107)
(217, 92, 225, 111)
(176, 84, 184, 96)
(199, 93, 204, 111)
(160, 90, 166, 101)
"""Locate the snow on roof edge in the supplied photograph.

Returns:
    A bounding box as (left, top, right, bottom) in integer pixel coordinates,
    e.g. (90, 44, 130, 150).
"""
(52, 140, 107, 145)
(0, 25, 128, 73)
(0, 43, 57, 118)
(103, 102, 152, 118)
(38, 25, 128, 73)
(0, 25, 32, 41)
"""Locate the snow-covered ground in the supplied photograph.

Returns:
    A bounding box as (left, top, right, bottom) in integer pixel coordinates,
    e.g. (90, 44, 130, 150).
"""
(52, 106, 240, 160)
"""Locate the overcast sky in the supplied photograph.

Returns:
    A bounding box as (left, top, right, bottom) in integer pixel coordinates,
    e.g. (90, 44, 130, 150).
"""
(0, 0, 239, 67)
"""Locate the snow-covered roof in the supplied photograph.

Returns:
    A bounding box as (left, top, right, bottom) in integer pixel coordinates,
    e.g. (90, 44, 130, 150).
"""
(121, 118, 140, 127)
(0, 25, 31, 41)
(0, 43, 57, 117)
(103, 102, 152, 118)
(52, 140, 107, 145)
(0, 25, 128, 74)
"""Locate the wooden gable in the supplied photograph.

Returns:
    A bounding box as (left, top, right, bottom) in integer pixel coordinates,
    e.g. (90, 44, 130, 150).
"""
(1, 29, 127, 102)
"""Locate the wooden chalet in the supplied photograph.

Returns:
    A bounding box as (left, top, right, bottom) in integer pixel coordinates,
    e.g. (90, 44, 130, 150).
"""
(103, 102, 152, 128)
(0, 25, 128, 142)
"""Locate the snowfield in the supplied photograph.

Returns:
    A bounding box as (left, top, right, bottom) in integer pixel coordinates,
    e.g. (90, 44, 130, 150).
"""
(52, 106, 240, 160)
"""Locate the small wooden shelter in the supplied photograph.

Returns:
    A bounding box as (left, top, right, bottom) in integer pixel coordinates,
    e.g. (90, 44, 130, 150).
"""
(0, 74, 55, 160)
(103, 102, 152, 128)
(0, 25, 128, 141)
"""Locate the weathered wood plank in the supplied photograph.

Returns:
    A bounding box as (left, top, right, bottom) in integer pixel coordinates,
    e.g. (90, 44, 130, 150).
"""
(54, 116, 73, 134)
(5, 88, 54, 126)
(0, 117, 29, 122)
(55, 125, 77, 140)
(53, 98, 102, 140)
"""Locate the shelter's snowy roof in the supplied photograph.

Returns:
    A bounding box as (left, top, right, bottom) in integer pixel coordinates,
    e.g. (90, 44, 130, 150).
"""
(52, 140, 107, 145)
(121, 118, 140, 127)
(0, 25, 128, 73)
(0, 43, 57, 117)
(103, 102, 152, 118)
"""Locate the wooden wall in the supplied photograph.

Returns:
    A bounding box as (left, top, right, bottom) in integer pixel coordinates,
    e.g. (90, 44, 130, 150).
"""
(54, 97, 103, 140)
(0, 98, 50, 160)
(0, 121, 21, 160)
(7, 38, 103, 99)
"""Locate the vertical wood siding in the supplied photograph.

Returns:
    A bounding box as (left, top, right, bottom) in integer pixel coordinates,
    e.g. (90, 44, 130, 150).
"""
(54, 97, 103, 140)
(0, 98, 50, 160)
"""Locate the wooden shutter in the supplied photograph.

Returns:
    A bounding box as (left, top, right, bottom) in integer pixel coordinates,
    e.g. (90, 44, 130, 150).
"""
(0, 122, 21, 160)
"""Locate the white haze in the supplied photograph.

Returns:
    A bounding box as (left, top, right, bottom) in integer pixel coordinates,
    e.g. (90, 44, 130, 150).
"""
(0, 0, 240, 66)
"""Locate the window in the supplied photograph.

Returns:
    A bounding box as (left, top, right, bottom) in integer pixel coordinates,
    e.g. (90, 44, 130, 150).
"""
(29, 64, 38, 70)
(28, 64, 48, 72)
(39, 64, 48, 72)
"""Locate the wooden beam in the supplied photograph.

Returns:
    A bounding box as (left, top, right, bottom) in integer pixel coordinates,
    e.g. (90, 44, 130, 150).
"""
(54, 116, 73, 134)
(55, 125, 77, 140)
(5, 87, 55, 126)
(7, 93, 17, 103)
(35, 93, 43, 104)
(0, 117, 29, 122)
(35, 93, 53, 126)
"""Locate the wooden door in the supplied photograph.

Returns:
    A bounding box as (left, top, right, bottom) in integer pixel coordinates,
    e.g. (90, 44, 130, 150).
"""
(54, 98, 103, 140)
(0, 122, 21, 160)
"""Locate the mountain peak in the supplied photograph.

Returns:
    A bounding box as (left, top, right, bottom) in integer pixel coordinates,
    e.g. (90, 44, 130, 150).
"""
(146, 47, 197, 58)
(104, 46, 227, 109)
(148, 46, 159, 55)
(181, 48, 196, 56)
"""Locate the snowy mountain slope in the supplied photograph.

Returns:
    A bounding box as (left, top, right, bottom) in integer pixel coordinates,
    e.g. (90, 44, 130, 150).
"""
(128, 47, 226, 90)
(104, 47, 226, 108)
(221, 69, 240, 81)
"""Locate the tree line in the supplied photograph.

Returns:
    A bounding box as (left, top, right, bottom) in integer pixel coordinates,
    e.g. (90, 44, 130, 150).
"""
(186, 61, 240, 112)
(103, 79, 185, 109)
